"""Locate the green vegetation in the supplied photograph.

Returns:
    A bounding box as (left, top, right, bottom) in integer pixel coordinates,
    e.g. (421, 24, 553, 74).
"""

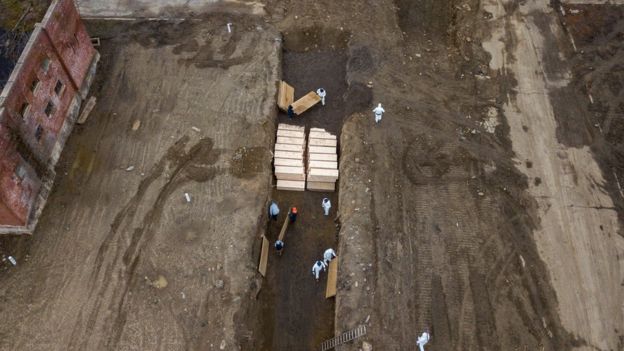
(0, 0, 50, 32)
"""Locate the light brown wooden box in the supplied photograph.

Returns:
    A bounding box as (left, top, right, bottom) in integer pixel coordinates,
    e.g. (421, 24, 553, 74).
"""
(307, 168, 339, 182)
(308, 153, 338, 162)
(309, 138, 337, 147)
(308, 146, 336, 154)
(291, 91, 321, 115)
(308, 160, 338, 169)
(277, 179, 306, 191)
(307, 181, 336, 192)
(258, 235, 269, 276)
(277, 81, 294, 111)
(275, 150, 305, 160)
(275, 166, 305, 181)
(278, 123, 304, 131)
(309, 132, 336, 140)
(326, 259, 338, 298)
(277, 136, 306, 146)
(274, 158, 304, 167)
(275, 143, 304, 152)
(277, 129, 305, 138)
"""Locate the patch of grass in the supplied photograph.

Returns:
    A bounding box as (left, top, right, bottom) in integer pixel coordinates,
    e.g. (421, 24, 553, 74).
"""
(0, 0, 50, 32)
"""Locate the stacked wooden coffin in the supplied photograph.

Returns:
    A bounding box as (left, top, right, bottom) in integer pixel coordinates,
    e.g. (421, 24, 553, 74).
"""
(306, 128, 338, 192)
(274, 124, 306, 191)
(277, 80, 321, 116)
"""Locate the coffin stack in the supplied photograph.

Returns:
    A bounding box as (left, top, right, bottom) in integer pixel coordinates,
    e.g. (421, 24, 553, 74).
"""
(306, 128, 338, 192)
(274, 124, 306, 191)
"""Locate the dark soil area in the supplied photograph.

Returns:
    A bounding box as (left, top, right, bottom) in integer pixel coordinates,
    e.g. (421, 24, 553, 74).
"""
(259, 189, 339, 350)
(256, 37, 348, 350)
(556, 4, 624, 223)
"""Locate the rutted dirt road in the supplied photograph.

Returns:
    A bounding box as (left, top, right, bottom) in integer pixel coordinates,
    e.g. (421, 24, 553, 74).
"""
(483, 0, 624, 349)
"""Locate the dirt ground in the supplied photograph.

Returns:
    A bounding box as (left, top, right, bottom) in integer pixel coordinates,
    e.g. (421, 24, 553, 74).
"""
(268, 0, 624, 350)
(256, 46, 348, 350)
(1, 0, 624, 350)
(0, 13, 280, 350)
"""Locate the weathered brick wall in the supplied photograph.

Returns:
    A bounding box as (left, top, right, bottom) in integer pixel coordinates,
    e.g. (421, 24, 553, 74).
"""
(0, 0, 98, 233)
(0, 118, 42, 226)
(1, 25, 79, 166)
(42, 0, 97, 94)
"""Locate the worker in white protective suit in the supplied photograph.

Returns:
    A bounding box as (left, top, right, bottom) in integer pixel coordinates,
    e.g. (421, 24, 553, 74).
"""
(316, 88, 326, 106)
(416, 331, 430, 351)
(269, 201, 280, 221)
(323, 248, 337, 265)
(312, 260, 327, 281)
(322, 198, 331, 216)
(372, 103, 385, 124)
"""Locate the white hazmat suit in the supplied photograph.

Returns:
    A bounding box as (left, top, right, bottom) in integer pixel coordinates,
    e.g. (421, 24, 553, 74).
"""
(312, 260, 327, 280)
(316, 88, 327, 106)
(323, 248, 337, 265)
(322, 198, 331, 216)
(373, 103, 385, 123)
(416, 331, 430, 351)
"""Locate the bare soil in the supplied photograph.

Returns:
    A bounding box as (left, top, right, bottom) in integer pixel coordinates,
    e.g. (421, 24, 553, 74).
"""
(0, 14, 280, 350)
(0, 0, 623, 350)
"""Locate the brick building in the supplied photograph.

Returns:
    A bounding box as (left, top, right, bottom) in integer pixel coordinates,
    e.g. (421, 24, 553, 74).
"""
(0, 0, 99, 234)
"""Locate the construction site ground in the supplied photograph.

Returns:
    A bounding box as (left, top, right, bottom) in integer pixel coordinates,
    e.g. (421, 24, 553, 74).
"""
(0, 14, 280, 350)
(1, 0, 624, 350)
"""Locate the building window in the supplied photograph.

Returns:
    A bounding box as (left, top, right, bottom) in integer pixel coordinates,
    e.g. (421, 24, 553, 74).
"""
(44, 101, 55, 118)
(41, 57, 50, 73)
(30, 77, 40, 93)
(15, 164, 27, 181)
(19, 102, 30, 119)
(54, 80, 65, 96)
(35, 125, 43, 141)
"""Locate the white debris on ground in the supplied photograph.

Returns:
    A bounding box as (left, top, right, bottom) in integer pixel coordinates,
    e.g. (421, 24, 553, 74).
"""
(480, 106, 500, 133)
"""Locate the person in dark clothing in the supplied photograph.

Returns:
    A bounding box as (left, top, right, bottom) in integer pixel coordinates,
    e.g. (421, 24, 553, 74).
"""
(275, 240, 284, 256)
(289, 207, 298, 223)
(287, 105, 295, 119)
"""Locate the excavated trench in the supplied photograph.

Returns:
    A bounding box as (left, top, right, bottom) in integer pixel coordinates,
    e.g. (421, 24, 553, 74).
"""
(256, 27, 350, 351)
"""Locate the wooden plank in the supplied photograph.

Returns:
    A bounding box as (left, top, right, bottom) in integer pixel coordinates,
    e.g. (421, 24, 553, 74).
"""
(291, 91, 321, 115)
(309, 138, 337, 147)
(310, 127, 327, 132)
(278, 213, 290, 241)
(277, 129, 305, 138)
(275, 166, 305, 181)
(275, 143, 304, 152)
(274, 158, 303, 167)
(309, 153, 338, 162)
(278, 123, 304, 131)
(277, 81, 294, 111)
(308, 168, 339, 182)
(277, 179, 305, 191)
(309, 131, 336, 140)
(307, 181, 336, 192)
(258, 235, 269, 276)
(274, 150, 304, 160)
(308, 146, 336, 154)
(77, 96, 96, 124)
(276, 136, 305, 146)
(308, 160, 338, 169)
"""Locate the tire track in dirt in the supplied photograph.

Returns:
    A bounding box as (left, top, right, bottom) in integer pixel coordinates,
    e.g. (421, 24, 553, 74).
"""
(482, 0, 624, 348)
(69, 137, 221, 350)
